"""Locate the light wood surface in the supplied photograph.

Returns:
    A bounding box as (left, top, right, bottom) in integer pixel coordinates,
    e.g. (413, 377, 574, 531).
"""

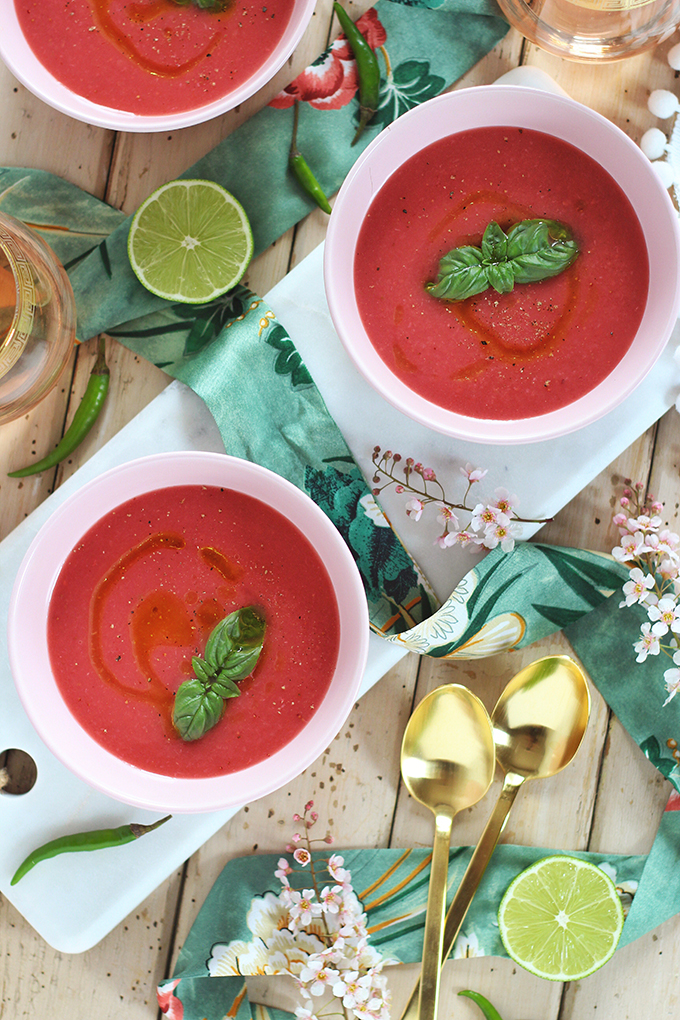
(1, 5, 680, 1017)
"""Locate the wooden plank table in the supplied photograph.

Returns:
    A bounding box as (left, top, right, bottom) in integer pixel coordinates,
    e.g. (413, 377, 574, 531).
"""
(2, 5, 680, 1017)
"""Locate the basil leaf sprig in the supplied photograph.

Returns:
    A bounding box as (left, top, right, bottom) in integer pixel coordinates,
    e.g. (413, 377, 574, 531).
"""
(172, 607, 266, 742)
(427, 219, 579, 302)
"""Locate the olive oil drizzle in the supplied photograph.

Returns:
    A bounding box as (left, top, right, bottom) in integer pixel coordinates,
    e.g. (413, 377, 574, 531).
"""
(89, 0, 224, 79)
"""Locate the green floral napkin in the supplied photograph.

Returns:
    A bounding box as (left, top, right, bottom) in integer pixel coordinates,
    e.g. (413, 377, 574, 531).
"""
(4, 1, 679, 1011)
(157, 845, 646, 1020)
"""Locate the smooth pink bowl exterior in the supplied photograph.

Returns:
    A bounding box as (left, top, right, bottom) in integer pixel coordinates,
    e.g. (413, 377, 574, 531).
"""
(324, 85, 680, 444)
(8, 452, 369, 813)
(0, 0, 316, 131)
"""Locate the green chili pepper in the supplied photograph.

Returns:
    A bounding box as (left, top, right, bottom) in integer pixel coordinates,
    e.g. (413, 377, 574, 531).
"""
(458, 990, 505, 1020)
(333, 2, 381, 145)
(289, 101, 332, 214)
(10, 814, 172, 885)
(8, 335, 110, 478)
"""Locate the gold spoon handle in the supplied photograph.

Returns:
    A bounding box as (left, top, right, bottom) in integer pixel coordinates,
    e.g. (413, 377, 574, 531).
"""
(402, 780, 523, 1020)
(418, 808, 454, 1020)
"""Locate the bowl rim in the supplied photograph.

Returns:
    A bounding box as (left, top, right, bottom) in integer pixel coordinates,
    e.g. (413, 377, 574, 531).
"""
(7, 451, 369, 813)
(324, 84, 680, 445)
(0, 0, 316, 131)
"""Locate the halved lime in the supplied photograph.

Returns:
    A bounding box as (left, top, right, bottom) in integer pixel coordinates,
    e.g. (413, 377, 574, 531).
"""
(128, 179, 253, 304)
(497, 855, 624, 981)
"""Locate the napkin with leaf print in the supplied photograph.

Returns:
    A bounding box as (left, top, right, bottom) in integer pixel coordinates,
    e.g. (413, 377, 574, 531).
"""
(4, 1, 680, 1010)
(157, 845, 647, 1020)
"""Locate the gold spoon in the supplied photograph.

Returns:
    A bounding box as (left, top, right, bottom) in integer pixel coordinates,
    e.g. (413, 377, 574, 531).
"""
(400, 684, 496, 1020)
(399, 655, 590, 1020)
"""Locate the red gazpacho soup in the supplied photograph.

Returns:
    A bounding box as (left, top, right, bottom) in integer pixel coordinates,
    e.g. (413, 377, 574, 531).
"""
(15, 0, 296, 116)
(47, 484, 340, 778)
(353, 126, 650, 420)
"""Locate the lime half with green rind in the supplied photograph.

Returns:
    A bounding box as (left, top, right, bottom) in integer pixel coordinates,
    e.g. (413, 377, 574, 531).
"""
(128, 179, 253, 304)
(497, 854, 624, 982)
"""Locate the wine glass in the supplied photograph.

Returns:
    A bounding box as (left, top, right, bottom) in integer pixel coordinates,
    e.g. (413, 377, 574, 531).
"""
(0, 211, 76, 425)
(498, 0, 680, 61)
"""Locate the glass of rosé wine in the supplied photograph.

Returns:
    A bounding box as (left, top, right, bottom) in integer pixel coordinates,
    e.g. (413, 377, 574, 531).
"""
(0, 212, 76, 426)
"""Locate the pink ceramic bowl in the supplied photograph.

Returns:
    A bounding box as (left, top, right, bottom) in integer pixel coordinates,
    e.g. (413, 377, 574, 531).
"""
(8, 452, 368, 813)
(0, 0, 315, 131)
(324, 85, 680, 444)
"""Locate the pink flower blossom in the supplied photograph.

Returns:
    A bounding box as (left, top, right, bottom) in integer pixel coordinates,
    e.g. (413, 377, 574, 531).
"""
(492, 487, 519, 515)
(299, 958, 338, 996)
(294, 1008, 319, 1020)
(460, 463, 488, 483)
(634, 622, 661, 662)
(446, 529, 485, 551)
(630, 513, 662, 532)
(647, 597, 680, 635)
(664, 669, 680, 704)
(470, 503, 507, 533)
(612, 531, 646, 562)
(320, 885, 343, 913)
(294, 847, 312, 866)
(275, 857, 293, 884)
(482, 519, 522, 553)
(327, 854, 348, 883)
(664, 652, 680, 704)
(405, 498, 424, 521)
(332, 970, 372, 1009)
(289, 889, 322, 927)
(435, 503, 459, 530)
(648, 529, 680, 562)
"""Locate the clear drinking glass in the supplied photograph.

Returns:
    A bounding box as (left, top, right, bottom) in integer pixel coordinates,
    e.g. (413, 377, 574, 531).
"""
(498, 0, 680, 61)
(0, 211, 76, 425)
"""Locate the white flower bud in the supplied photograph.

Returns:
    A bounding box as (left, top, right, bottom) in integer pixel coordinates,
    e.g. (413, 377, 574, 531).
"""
(648, 89, 679, 118)
(640, 126, 668, 160)
(651, 159, 675, 189)
(668, 42, 680, 70)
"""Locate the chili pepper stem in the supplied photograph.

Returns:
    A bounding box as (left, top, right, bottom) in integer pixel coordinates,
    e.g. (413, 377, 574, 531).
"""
(129, 814, 173, 838)
(288, 101, 332, 215)
(290, 96, 300, 153)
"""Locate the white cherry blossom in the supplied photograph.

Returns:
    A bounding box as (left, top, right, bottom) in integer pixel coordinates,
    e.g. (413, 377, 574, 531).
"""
(620, 567, 656, 607)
